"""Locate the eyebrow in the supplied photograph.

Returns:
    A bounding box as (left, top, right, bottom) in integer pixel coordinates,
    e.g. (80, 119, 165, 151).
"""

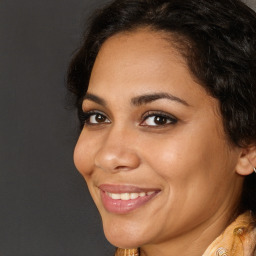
(83, 93, 107, 106)
(131, 92, 189, 106)
(83, 92, 189, 107)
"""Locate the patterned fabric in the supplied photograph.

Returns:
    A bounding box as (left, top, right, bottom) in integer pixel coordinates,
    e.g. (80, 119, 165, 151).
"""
(203, 211, 256, 256)
(115, 211, 256, 256)
(115, 248, 139, 256)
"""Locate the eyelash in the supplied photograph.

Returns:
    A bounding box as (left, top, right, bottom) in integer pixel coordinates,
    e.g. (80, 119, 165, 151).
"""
(141, 111, 178, 127)
(79, 110, 110, 126)
(80, 110, 178, 127)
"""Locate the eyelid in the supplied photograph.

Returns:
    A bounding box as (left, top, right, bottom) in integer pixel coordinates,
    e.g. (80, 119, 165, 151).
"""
(79, 109, 178, 128)
(79, 109, 111, 125)
(140, 110, 178, 126)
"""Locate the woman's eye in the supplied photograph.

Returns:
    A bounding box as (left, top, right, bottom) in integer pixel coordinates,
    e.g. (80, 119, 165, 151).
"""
(82, 112, 110, 125)
(89, 113, 108, 124)
(141, 113, 177, 127)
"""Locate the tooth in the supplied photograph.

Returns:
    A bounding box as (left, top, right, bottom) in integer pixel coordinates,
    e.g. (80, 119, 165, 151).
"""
(130, 193, 139, 199)
(139, 192, 146, 197)
(106, 191, 154, 200)
(111, 193, 121, 200)
(121, 193, 130, 200)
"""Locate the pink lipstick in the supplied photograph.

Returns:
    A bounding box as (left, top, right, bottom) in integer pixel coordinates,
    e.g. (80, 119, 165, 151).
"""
(99, 184, 159, 214)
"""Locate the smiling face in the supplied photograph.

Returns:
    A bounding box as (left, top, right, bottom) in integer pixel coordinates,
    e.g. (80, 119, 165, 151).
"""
(74, 29, 244, 253)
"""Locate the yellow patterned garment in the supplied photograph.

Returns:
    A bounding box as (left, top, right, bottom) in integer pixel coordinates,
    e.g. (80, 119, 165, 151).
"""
(115, 211, 256, 256)
(115, 248, 139, 256)
(203, 211, 256, 256)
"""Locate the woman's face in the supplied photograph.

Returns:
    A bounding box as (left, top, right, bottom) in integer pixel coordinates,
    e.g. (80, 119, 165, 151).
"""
(74, 29, 243, 249)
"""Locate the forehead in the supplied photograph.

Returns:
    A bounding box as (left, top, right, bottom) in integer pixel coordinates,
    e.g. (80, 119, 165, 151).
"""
(90, 28, 185, 81)
(88, 28, 210, 108)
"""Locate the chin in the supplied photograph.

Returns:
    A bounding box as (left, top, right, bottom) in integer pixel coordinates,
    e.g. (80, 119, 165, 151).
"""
(102, 218, 149, 249)
(104, 233, 144, 249)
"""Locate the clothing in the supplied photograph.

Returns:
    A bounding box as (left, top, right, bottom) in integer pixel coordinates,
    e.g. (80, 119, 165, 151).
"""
(115, 211, 256, 256)
(115, 248, 139, 256)
(203, 211, 256, 256)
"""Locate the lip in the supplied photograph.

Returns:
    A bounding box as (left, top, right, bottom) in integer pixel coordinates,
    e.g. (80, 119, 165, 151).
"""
(98, 184, 160, 214)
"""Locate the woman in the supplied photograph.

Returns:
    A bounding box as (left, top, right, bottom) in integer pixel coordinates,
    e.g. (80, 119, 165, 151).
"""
(67, 0, 256, 255)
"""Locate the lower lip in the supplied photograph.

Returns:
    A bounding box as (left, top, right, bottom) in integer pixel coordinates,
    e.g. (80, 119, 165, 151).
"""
(100, 190, 158, 214)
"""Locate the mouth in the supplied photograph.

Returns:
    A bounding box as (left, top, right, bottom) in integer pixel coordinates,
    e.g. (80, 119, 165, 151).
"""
(98, 184, 160, 214)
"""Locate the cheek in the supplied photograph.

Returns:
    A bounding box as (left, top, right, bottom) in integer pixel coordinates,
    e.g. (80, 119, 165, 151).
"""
(143, 128, 232, 203)
(140, 136, 232, 233)
(141, 132, 206, 178)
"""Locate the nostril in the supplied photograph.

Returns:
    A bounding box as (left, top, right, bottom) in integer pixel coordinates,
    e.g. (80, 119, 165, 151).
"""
(114, 165, 133, 171)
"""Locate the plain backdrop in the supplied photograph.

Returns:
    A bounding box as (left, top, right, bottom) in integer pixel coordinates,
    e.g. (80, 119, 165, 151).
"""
(0, 0, 256, 255)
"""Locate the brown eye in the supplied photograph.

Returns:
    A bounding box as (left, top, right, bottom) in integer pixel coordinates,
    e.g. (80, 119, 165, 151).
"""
(86, 112, 110, 125)
(140, 112, 178, 127)
(154, 116, 168, 125)
(94, 114, 106, 123)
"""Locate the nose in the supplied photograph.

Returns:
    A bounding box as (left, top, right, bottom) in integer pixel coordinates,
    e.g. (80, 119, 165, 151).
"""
(94, 128, 140, 173)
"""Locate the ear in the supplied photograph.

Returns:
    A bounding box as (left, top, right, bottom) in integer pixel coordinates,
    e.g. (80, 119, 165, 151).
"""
(235, 146, 256, 176)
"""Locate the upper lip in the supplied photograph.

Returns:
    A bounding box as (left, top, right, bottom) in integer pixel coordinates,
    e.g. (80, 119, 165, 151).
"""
(98, 184, 161, 193)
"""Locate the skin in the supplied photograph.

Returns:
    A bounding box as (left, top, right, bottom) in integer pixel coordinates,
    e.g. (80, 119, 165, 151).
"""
(74, 29, 253, 256)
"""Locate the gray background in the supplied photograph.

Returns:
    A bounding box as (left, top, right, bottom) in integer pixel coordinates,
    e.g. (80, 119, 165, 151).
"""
(0, 0, 256, 255)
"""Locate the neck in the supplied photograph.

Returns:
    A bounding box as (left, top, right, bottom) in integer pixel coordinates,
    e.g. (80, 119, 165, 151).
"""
(139, 208, 236, 256)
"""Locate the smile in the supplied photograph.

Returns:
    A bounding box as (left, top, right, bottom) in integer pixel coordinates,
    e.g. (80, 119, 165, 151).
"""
(106, 191, 155, 200)
(99, 184, 159, 214)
